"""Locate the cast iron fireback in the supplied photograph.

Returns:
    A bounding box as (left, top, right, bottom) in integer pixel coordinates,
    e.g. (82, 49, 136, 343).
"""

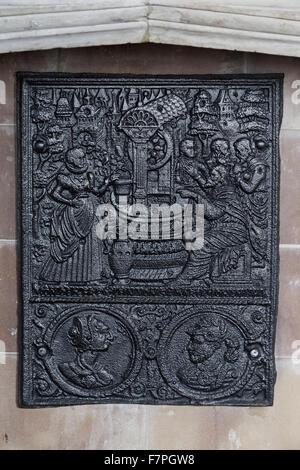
(17, 73, 283, 407)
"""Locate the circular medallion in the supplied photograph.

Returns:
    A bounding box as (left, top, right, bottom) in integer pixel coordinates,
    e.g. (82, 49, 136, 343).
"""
(40, 307, 142, 398)
(158, 311, 256, 401)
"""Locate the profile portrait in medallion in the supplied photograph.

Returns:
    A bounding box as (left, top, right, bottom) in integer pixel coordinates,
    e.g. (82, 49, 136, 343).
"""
(177, 314, 241, 391)
(59, 314, 115, 389)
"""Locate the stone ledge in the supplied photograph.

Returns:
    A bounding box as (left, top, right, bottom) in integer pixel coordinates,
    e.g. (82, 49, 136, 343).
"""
(0, 0, 300, 57)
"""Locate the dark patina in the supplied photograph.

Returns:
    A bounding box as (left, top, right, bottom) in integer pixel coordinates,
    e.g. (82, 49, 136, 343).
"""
(17, 73, 282, 406)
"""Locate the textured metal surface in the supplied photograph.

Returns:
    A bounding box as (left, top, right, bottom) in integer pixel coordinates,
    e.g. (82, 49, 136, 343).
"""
(17, 73, 283, 407)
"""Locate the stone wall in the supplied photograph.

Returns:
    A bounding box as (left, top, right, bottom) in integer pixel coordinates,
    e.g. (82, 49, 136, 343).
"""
(0, 44, 299, 449)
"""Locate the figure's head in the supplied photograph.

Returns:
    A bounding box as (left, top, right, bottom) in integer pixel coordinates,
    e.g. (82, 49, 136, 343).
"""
(180, 139, 195, 159)
(206, 165, 227, 187)
(68, 315, 114, 352)
(186, 315, 227, 364)
(77, 131, 96, 153)
(234, 138, 252, 161)
(186, 315, 240, 365)
(66, 147, 87, 172)
(210, 139, 230, 164)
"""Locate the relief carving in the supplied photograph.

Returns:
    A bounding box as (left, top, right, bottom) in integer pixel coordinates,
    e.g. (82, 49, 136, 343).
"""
(18, 73, 282, 406)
